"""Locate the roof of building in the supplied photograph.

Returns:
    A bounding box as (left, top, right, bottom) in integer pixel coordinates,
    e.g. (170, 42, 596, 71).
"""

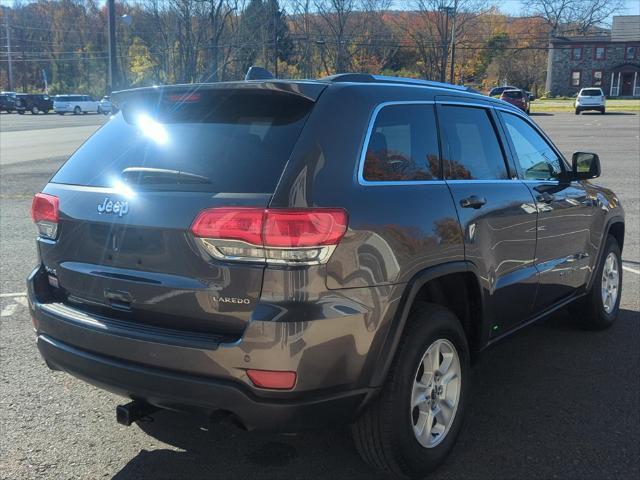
(551, 15, 640, 44)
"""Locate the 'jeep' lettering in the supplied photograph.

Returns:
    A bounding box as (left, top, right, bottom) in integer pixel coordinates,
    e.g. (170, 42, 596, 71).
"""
(97, 197, 129, 217)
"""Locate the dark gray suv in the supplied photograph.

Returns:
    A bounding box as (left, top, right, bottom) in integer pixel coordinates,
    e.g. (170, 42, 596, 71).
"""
(28, 73, 625, 478)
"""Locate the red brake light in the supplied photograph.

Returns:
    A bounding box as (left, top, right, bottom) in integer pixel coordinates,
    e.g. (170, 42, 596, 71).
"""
(247, 369, 296, 390)
(190, 208, 347, 247)
(30, 193, 59, 223)
(191, 207, 264, 244)
(263, 209, 347, 247)
(190, 207, 348, 265)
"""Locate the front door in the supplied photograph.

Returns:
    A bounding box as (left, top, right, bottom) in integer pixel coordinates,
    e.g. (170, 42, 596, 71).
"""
(621, 72, 634, 96)
(497, 110, 594, 313)
(437, 103, 539, 336)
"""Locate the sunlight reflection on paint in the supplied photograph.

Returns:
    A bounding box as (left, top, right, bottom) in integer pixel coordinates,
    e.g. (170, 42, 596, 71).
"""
(137, 114, 168, 145)
(112, 180, 136, 198)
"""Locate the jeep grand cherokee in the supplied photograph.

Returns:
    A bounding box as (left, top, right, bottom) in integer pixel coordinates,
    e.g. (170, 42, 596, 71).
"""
(28, 72, 624, 479)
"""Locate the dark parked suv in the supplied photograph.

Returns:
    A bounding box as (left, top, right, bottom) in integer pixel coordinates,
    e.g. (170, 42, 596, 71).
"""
(28, 73, 625, 478)
(15, 93, 53, 114)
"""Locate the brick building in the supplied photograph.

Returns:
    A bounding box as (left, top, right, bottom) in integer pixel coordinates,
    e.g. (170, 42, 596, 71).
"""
(545, 15, 640, 97)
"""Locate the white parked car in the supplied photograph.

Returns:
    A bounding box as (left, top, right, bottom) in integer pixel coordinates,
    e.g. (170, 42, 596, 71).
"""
(575, 88, 606, 115)
(97, 96, 116, 115)
(54, 94, 100, 115)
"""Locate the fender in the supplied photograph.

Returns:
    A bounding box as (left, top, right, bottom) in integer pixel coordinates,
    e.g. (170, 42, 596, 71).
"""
(586, 215, 625, 291)
(369, 261, 484, 387)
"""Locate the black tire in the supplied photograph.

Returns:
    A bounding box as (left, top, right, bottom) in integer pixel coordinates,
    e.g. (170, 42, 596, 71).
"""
(601, 108, 606, 115)
(17, 109, 25, 115)
(31, 106, 39, 114)
(352, 303, 470, 479)
(58, 112, 65, 115)
(73, 106, 81, 115)
(575, 108, 581, 115)
(570, 235, 622, 330)
(43, 109, 49, 114)
(97, 105, 102, 114)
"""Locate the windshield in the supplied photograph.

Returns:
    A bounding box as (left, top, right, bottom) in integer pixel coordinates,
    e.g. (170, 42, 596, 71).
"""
(51, 89, 313, 193)
(503, 90, 523, 99)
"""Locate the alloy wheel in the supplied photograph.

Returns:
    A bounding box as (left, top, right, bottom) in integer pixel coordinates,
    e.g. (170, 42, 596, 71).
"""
(410, 339, 461, 449)
(601, 252, 620, 314)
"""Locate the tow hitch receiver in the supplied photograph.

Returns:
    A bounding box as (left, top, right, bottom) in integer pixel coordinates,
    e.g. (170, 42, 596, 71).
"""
(116, 400, 159, 426)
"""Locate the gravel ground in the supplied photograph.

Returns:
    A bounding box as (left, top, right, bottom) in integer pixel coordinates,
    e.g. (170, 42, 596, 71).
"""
(1, 110, 638, 480)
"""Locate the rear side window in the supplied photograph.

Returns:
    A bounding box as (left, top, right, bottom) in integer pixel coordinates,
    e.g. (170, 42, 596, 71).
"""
(51, 90, 313, 193)
(500, 112, 563, 181)
(362, 104, 440, 182)
(439, 105, 509, 180)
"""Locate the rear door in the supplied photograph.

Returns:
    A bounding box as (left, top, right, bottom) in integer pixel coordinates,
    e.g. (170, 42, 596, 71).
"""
(497, 109, 594, 312)
(436, 102, 539, 336)
(39, 88, 315, 337)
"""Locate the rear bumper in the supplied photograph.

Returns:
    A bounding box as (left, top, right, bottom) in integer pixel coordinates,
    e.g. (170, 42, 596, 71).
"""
(27, 266, 383, 430)
(37, 333, 371, 430)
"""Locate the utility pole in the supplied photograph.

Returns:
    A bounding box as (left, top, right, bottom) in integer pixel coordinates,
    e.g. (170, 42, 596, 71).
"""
(107, 0, 118, 92)
(438, 6, 453, 83)
(449, 5, 457, 84)
(273, 4, 279, 78)
(4, 8, 14, 91)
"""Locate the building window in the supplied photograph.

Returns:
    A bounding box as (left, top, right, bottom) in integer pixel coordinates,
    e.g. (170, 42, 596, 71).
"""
(594, 46, 606, 60)
(593, 70, 603, 87)
(571, 71, 581, 87)
(572, 47, 582, 60)
(626, 46, 637, 60)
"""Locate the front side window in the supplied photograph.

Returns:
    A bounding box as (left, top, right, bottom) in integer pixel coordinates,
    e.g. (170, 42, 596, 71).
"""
(500, 112, 563, 181)
(572, 47, 582, 60)
(439, 105, 508, 180)
(571, 71, 581, 87)
(593, 71, 603, 86)
(362, 104, 440, 182)
(594, 46, 605, 60)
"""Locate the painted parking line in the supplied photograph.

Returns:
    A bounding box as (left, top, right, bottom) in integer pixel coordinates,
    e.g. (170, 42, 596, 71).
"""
(623, 265, 640, 275)
(0, 292, 27, 298)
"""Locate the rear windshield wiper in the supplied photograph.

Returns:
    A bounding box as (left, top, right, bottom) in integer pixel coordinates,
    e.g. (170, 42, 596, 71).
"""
(121, 167, 212, 185)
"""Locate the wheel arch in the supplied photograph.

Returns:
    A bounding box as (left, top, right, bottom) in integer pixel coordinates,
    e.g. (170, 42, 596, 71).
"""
(587, 216, 625, 291)
(369, 262, 485, 388)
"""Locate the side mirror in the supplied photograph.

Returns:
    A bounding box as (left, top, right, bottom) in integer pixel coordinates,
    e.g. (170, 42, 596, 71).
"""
(572, 152, 601, 180)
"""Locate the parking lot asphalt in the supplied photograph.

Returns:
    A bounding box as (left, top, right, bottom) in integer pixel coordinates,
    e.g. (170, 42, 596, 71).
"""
(1, 111, 638, 480)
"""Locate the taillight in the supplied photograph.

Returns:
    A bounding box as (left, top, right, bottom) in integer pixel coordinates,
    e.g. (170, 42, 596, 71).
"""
(191, 207, 348, 265)
(30, 193, 59, 239)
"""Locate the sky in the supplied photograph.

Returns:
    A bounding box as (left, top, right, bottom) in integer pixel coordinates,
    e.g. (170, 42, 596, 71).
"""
(1, 0, 639, 23)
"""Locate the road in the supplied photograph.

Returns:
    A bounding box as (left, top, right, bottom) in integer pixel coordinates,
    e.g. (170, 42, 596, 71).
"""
(1, 111, 638, 480)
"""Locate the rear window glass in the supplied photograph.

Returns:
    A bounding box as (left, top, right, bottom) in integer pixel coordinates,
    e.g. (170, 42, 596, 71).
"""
(362, 104, 440, 182)
(581, 89, 603, 96)
(51, 90, 313, 193)
(502, 90, 523, 98)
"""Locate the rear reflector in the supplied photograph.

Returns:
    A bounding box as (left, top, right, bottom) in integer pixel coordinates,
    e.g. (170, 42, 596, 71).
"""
(191, 207, 347, 265)
(30, 193, 59, 239)
(247, 369, 296, 390)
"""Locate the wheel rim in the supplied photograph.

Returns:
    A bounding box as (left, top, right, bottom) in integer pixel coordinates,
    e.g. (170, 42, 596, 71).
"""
(410, 338, 461, 449)
(31, 106, 38, 114)
(601, 252, 620, 314)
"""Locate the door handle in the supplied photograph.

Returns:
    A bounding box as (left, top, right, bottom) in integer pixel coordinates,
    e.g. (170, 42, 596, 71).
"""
(460, 195, 487, 209)
(536, 192, 555, 203)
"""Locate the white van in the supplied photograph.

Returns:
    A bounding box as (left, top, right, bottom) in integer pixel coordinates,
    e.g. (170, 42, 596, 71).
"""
(53, 94, 100, 115)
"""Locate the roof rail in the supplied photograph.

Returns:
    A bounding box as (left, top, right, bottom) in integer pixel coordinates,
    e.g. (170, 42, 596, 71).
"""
(322, 73, 469, 92)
